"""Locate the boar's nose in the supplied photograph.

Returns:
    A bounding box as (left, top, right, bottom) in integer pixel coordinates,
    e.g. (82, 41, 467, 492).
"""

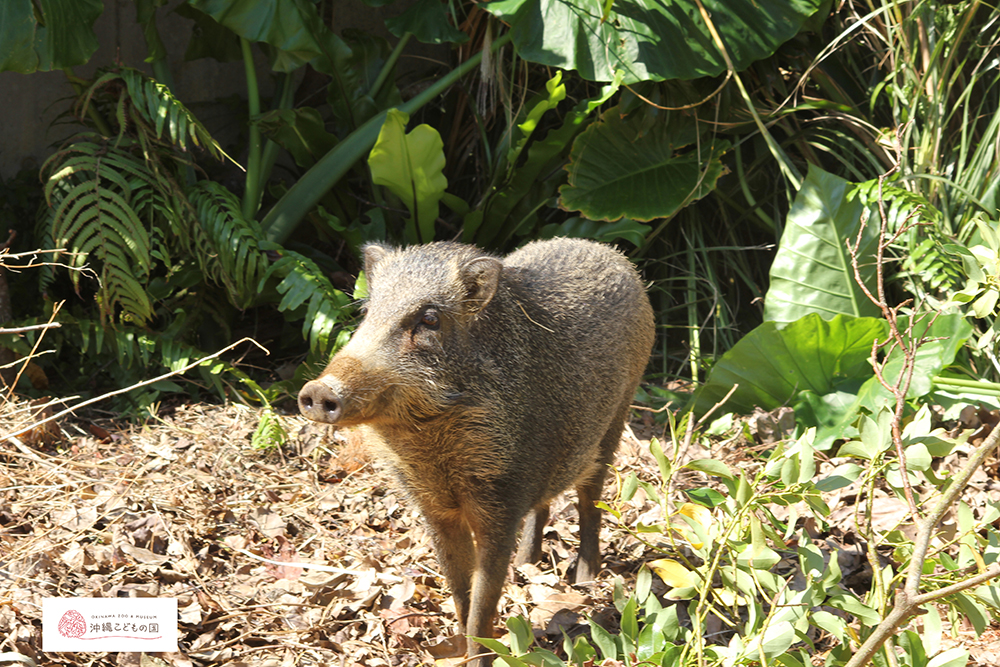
(298, 380, 343, 423)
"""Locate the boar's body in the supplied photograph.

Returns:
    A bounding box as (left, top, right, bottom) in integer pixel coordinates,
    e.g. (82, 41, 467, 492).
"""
(298, 238, 654, 665)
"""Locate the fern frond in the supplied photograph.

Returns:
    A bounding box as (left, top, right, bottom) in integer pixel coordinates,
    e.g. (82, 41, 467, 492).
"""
(41, 139, 155, 323)
(114, 67, 232, 163)
(261, 251, 353, 358)
(252, 408, 289, 450)
(188, 181, 269, 308)
(853, 181, 964, 298)
(56, 312, 249, 411)
(74, 315, 153, 369)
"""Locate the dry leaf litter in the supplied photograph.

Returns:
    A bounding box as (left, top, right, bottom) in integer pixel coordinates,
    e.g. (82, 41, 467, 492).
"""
(1, 399, 999, 666)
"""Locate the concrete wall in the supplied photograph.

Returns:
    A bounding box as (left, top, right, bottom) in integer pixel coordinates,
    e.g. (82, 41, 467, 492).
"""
(0, 0, 433, 179)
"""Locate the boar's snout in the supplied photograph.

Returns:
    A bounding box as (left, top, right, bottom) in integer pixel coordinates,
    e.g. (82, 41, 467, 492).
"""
(298, 378, 344, 424)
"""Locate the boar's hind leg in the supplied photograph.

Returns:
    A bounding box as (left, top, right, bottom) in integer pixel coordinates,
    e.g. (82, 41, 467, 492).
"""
(514, 504, 550, 566)
(574, 471, 607, 584)
(575, 408, 629, 584)
(425, 516, 476, 633)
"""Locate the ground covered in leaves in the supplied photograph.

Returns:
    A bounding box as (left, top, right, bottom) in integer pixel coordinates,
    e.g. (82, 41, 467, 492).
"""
(2, 400, 1000, 666)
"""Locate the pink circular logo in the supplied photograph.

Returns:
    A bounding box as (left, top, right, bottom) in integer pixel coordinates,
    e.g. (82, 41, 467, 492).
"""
(57, 610, 86, 638)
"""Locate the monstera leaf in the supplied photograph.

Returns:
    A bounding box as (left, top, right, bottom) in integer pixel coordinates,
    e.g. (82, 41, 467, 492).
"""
(484, 0, 824, 83)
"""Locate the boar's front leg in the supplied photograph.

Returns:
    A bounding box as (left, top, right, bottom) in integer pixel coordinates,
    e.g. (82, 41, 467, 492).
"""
(423, 514, 476, 634)
(462, 508, 523, 666)
(424, 510, 517, 665)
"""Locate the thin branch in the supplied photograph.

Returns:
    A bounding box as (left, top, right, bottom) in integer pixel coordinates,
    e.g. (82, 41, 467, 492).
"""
(844, 420, 1000, 667)
(0, 323, 62, 335)
(846, 124, 924, 516)
(843, 122, 1000, 666)
(3, 302, 63, 403)
(3, 337, 269, 441)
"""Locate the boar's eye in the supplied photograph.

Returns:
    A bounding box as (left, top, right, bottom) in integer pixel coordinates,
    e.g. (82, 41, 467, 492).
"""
(417, 308, 440, 331)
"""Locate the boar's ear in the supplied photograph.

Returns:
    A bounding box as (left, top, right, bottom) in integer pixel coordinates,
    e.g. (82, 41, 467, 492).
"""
(460, 257, 502, 313)
(361, 244, 389, 288)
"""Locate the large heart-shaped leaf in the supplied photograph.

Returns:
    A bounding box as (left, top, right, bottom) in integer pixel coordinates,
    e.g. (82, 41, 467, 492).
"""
(559, 108, 729, 222)
(175, 3, 243, 63)
(538, 218, 651, 247)
(484, 0, 824, 83)
(0, 0, 39, 72)
(368, 109, 448, 244)
(188, 0, 352, 74)
(764, 165, 880, 324)
(797, 313, 972, 448)
(386, 0, 468, 44)
(0, 0, 102, 73)
(856, 313, 973, 408)
(257, 108, 339, 169)
(695, 312, 973, 448)
(693, 313, 887, 416)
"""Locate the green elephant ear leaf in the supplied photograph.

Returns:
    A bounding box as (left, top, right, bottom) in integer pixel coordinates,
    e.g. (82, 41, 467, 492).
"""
(386, 0, 469, 44)
(485, 0, 824, 83)
(693, 313, 887, 417)
(538, 217, 651, 247)
(0, 0, 38, 72)
(175, 3, 243, 63)
(188, 0, 352, 75)
(368, 109, 448, 244)
(858, 313, 973, 407)
(559, 108, 728, 222)
(0, 0, 102, 73)
(764, 165, 881, 324)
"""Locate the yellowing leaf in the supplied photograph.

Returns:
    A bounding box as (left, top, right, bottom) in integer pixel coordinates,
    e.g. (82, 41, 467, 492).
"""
(679, 503, 712, 530)
(648, 558, 697, 588)
(713, 587, 746, 607)
(368, 109, 448, 244)
(669, 503, 712, 548)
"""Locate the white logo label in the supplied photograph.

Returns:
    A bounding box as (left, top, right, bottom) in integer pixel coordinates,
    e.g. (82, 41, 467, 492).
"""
(43, 598, 178, 652)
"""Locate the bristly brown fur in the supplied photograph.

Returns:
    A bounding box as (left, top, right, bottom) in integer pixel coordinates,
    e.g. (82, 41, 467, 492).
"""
(298, 238, 655, 666)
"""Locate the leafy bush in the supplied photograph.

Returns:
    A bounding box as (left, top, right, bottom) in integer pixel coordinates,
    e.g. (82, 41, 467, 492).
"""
(480, 404, 999, 666)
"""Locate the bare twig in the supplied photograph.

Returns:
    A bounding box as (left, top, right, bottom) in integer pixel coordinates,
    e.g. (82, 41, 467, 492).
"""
(229, 547, 403, 582)
(845, 123, 928, 516)
(2, 337, 268, 442)
(0, 247, 95, 280)
(0, 323, 62, 334)
(843, 123, 1000, 666)
(694, 384, 740, 430)
(3, 302, 63, 403)
(844, 421, 1000, 667)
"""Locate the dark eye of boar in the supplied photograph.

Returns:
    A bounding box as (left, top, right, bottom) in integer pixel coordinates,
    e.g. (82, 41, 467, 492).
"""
(418, 309, 440, 331)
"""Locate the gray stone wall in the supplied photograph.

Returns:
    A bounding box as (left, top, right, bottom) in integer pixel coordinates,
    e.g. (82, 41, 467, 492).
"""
(0, 0, 432, 179)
